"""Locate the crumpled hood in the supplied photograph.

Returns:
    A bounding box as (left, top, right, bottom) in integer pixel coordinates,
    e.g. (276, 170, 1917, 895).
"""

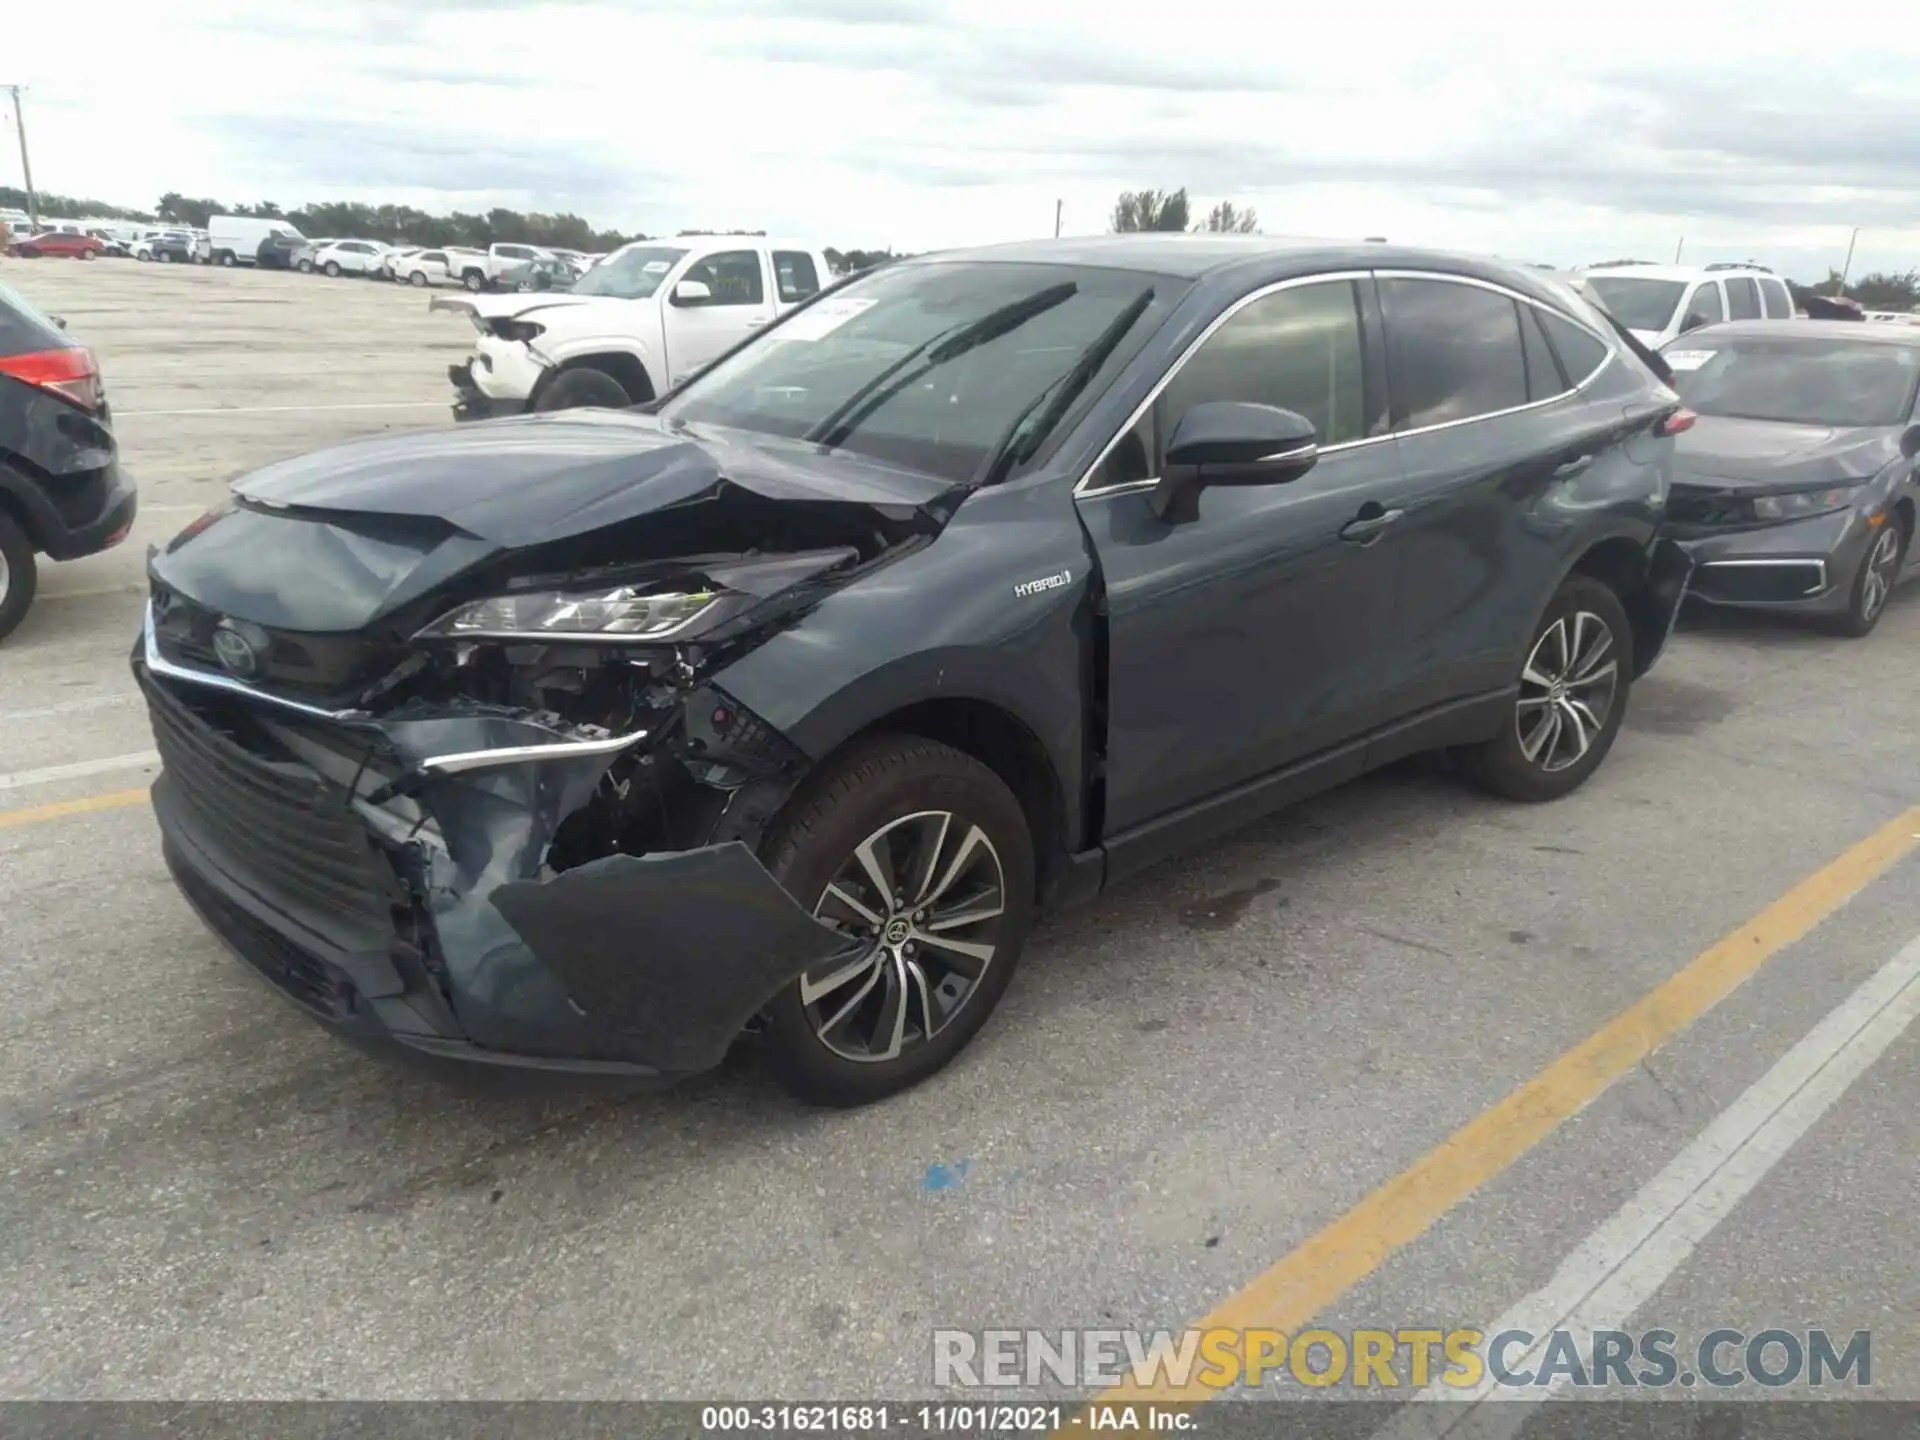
(230, 409, 962, 547)
(429, 292, 595, 323)
(1672, 415, 1902, 490)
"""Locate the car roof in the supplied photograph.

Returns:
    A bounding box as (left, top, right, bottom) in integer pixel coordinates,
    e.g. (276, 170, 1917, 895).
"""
(891, 235, 1589, 311)
(1678, 319, 1920, 346)
(1583, 263, 1777, 283)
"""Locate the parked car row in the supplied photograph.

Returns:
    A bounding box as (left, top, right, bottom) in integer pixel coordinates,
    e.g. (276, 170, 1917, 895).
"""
(111, 234, 1916, 1114)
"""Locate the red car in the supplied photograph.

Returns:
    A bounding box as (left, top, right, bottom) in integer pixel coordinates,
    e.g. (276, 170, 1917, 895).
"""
(10, 231, 104, 260)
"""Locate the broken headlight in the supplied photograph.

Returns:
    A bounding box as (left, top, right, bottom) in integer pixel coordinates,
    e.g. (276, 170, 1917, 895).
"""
(415, 586, 740, 642)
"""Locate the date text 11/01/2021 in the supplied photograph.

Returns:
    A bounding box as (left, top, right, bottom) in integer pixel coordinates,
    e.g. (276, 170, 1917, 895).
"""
(698, 1405, 1192, 1433)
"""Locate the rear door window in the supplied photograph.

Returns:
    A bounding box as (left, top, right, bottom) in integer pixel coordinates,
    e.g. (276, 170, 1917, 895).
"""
(773, 250, 821, 304)
(1682, 283, 1725, 331)
(1382, 277, 1529, 429)
(1725, 277, 1762, 320)
(1759, 278, 1794, 318)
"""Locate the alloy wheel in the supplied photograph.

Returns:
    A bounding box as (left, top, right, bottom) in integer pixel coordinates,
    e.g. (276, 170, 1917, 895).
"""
(800, 810, 1007, 1063)
(1860, 526, 1902, 624)
(1516, 609, 1619, 773)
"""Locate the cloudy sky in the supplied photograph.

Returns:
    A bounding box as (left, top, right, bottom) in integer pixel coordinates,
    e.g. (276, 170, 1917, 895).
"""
(10, 1, 1920, 282)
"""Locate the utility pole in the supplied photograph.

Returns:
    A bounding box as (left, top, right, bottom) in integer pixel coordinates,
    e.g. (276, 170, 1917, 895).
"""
(3, 85, 35, 230)
(1839, 227, 1860, 292)
(1673, 236, 1684, 263)
(1054, 199, 1062, 238)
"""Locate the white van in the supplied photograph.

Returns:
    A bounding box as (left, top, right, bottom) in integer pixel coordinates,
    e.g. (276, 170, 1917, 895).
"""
(208, 215, 308, 270)
(1581, 263, 1797, 348)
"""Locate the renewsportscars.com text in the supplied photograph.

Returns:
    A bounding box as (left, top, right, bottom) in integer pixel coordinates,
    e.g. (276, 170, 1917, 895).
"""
(933, 1327, 1871, 1391)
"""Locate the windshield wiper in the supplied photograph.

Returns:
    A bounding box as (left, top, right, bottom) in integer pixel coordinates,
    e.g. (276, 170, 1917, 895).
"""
(805, 281, 1079, 451)
(968, 287, 1156, 489)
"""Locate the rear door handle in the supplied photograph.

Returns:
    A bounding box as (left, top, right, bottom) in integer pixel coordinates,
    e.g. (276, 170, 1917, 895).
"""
(1552, 453, 1595, 481)
(1340, 507, 1404, 544)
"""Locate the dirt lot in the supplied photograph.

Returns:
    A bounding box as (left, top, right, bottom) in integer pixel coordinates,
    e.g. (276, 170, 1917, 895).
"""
(4, 256, 1919, 1406)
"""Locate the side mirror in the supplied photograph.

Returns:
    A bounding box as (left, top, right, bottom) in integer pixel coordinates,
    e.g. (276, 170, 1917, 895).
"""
(1148, 402, 1319, 524)
(672, 279, 713, 306)
(1901, 424, 1920, 460)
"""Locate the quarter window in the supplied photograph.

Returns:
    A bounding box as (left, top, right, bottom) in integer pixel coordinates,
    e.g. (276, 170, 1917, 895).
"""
(1088, 280, 1367, 490)
(1535, 309, 1610, 386)
(1382, 277, 1528, 429)
(773, 250, 821, 303)
(685, 250, 766, 306)
(1725, 277, 1761, 320)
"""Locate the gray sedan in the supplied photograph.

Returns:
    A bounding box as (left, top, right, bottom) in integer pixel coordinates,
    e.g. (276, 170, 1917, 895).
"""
(1660, 320, 1919, 636)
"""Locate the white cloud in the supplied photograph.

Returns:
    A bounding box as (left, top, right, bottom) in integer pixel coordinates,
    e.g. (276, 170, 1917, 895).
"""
(8, 0, 1920, 280)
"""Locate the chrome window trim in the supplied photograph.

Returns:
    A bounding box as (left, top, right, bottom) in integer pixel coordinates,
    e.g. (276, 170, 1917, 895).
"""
(1073, 271, 1375, 498)
(1074, 268, 1619, 500)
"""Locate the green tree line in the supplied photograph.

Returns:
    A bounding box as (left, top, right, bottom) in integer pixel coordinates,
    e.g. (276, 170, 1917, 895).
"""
(0, 184, 908, 272)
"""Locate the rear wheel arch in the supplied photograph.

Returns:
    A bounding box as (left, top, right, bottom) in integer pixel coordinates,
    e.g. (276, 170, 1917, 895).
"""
(0, 461, 57, 553)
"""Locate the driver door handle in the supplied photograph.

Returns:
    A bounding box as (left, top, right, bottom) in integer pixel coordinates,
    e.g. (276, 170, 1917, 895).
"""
(1552, 453, 1595, 481)
(1340, 507, 1404, 544)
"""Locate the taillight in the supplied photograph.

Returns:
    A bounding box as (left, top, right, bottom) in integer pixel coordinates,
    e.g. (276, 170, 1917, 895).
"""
(0, 346, 103, 411)
(1655, 407, 1696, 437)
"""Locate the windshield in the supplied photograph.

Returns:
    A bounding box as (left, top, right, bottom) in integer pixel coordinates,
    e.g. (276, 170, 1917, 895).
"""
(571, 245, 690, 299)
(1667, 338, 1920, 427)
(662, 261, 1178, 485)
(1585, 277, 1688, 332)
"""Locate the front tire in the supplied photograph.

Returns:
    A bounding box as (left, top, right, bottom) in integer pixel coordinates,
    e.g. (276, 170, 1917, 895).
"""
(462, 270, 485, 292)
(296, 259, 313, 273)
(532, 366, 632, 412)
(323, 260, 341, 278)
(1825, 517, 1908, 638)
(1463, 574, 1634, 802)
(759, 735, 1035, 1107)
(0, 510, 40, 642)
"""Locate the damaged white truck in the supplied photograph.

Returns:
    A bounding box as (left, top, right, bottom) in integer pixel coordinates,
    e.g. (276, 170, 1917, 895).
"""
(436, 235, 834, 419)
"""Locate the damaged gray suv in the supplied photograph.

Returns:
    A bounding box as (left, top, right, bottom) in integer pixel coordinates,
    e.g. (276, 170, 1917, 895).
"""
(136, 237, 1693, 1106)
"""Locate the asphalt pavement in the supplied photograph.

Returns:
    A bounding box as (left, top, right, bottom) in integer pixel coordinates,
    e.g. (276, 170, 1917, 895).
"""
(2, 259, 1916, 1409)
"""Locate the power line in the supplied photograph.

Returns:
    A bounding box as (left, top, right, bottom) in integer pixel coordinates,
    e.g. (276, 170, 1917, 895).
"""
(2, 85, 36, 230)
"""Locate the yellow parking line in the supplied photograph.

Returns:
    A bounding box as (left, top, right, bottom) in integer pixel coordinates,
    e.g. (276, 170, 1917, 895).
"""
(0, 788, 151, 829)
(1080, 803, 1920, 1412)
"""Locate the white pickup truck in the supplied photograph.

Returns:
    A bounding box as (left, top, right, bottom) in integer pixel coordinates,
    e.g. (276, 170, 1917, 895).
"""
(434, 235, 834, 417)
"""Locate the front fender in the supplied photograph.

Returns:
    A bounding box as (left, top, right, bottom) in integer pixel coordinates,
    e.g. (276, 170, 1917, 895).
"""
(712, 480, 1096, 850)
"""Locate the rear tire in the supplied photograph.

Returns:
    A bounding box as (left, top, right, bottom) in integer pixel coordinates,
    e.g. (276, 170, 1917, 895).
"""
(1462, 574, 1634, 802)
(532, 366, 631, 412)
(1824, 517, 1908, 638)
(758, 734, 1035, 1107)
(0, 510, 39, 642)
(296, 259, 313, 274)
(157, 251, 173, 263)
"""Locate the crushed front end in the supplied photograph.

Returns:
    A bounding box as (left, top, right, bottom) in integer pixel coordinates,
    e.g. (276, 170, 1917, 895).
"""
(136, 600, 866, 1075)
(128, 434, 955, 1077)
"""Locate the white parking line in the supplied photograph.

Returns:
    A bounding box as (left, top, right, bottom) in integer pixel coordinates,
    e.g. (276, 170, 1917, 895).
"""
(1375, 927, 1920, 1436)
(0, 694, 134, 723)
(115, 401, 446, 418)
(0, 752, 161, 792)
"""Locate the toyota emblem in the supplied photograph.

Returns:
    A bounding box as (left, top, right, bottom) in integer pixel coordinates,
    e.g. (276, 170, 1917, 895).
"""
(211, 621, 262, 678)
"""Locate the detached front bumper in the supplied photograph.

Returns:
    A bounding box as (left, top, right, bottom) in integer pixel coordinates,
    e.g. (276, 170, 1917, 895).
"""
(448, 359, 530, 423)
(134, 612, 855, 1080)
(1671, 508, 1872, 614)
